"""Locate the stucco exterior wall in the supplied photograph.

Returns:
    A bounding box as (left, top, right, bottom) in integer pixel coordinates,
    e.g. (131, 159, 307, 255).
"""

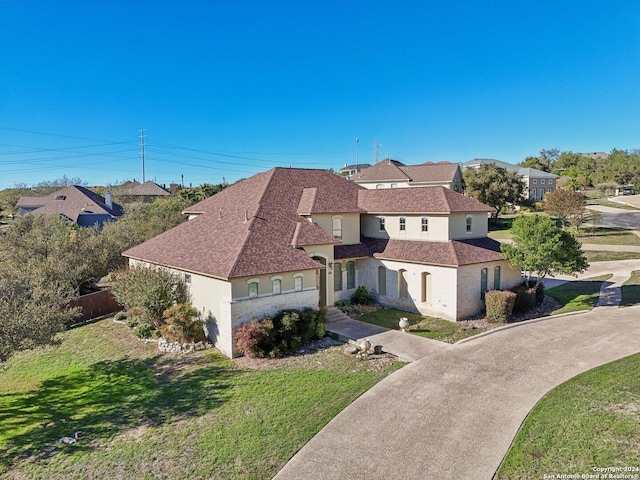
(361, 214, 451, 241)
(332, 258, 364, 302)
(448, 212, 489, 239)
(309, 212, 361, 245)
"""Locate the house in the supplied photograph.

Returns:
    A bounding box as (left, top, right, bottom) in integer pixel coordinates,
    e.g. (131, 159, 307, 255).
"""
(351, 159, 464, 192)
(340, 163, 372, 179)
(462, 158, 559, 201)
(16, 185, 124, 228)
(112, 180, 171, 203)
(123, 167, 521, 358)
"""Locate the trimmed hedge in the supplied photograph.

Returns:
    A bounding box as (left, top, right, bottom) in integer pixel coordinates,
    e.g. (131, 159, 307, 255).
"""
(485, 290, 517, 323)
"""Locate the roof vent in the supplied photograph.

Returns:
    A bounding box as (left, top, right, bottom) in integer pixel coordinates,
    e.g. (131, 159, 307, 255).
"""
(244, 209, 249, 222)
(54, 195, 66, 201)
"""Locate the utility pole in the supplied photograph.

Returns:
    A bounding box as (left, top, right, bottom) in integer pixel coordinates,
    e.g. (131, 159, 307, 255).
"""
(374, 139, 380, 163)
(356, 137, 359, 168)
(139, 129, 146, 183)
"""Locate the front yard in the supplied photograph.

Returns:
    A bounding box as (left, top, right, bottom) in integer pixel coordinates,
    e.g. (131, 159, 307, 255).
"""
(0, 318, 402, 479)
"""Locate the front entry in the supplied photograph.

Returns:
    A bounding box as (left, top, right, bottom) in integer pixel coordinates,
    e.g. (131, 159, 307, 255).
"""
(312, 256, 327, 307)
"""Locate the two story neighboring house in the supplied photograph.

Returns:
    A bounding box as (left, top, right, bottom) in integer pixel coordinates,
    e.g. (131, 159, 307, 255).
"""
(462, 158, 559, 201)
(123, 167, 521, 358)
(351, 159, 464, 192)
(16, 185, 123, 228)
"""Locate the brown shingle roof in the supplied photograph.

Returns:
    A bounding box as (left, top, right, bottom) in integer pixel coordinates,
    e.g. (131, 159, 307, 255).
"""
(358, 186, 492, 214)
(16, 185, 124, 221)
(116, 180, 170, 196)
(350, 159, 409, 182)
(125, 168, 363, 279)
(351, 159, 460, 184)
(363, 237, 504, 267)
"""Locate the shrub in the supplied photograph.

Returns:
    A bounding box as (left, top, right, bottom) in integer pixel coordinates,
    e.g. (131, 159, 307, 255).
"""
(134, 323, 157, 339)
(351, 285, 372, 305)
(160, 302, 206, 343)
(234, 308, 327, 358)
(510, 284, 537, 313)
(125, 316, 141, 329)
(113, 311, 127, 321)
(485, 290, 517, 323)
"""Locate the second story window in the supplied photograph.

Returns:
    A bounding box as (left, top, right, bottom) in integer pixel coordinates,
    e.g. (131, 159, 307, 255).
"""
(332, 216, 342, 240)
(248, 281, 258, 299)
(272, 279, 281, 295)
(294, 275, 303, 291)
(399, 217, 406, 231)
(421, 217, 428, 232)
(379, 217, 386, 231)
(466, 216, 472, 233)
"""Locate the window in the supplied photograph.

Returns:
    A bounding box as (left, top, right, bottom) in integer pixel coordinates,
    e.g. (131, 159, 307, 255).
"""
(466, 216, 472, 233)
(493, 266, 501, 290)
(399, 217, 406, 231)
(480, 268, 488, 298)
(530, 190, 537, 201)
(547, 189, 551, 193)
(379, 217, 386, 231)
(421, 272, 430, 303)
(541, 179, 545, 185)
(346, 261, 355, 289)
(248, 281, 258, 299)
(184, 274, 192, 284)
(378, 266, 386, 296)
(334, 263, 342, 291)
(548, 179, 554, 185)
(421, 217, 429, 232)
(332, 216, 342, 240)
(398, 269, 408, 298)
(540, 188, 545, 200)
(533, 179, 537, 184)
(294, 275, 303, 292)
(376, 184, 384, 189)
(272, 279, 281, 295)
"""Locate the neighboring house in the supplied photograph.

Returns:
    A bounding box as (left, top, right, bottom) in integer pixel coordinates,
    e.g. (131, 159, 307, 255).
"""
(123, 167, 521, 358)
(16, 185, 124, 228)
(112, 180, 171, 203)
(351, 159, 464, 192)
(462, 158, 559, 201)
(340, 163, 372, 179)
(579, 151, 608, 160)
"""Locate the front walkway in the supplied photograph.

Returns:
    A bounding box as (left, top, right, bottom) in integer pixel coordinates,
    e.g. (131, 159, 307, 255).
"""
(276, 261, 640, 480)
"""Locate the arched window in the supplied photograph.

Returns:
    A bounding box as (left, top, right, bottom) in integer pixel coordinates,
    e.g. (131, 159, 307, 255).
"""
(466, 216, 473, 233)
(248, 281, 258, 299)
(494, 266, 501, 290)
(294, 275, 303, 292)
(332, 216, 343, 240)
(398, 269, 408, 298)
(480, 268, 488, 298)
(346, 261, 356, 289)
(272, 279, 281, 295)
(421, 272, 431, 303)
(334, 262, 342, 291)
(378, 266, 386, 296)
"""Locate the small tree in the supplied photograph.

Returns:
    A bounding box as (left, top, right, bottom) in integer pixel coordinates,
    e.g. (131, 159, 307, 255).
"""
(543, 189, 585, 232)
(161, 302, 205, 343)
(500, 215, 588, 289)
(464, 164, 525, 222)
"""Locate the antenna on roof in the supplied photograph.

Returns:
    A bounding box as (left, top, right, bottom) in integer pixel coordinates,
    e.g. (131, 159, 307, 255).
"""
(374, 139, 380, 163)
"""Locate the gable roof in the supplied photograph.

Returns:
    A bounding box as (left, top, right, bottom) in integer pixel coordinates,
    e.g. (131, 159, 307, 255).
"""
(124, 168, 362, 279)
(351, 159, 461, 184)
(115, 180, 171, 196)
(363, 237, 505, 267)
(358, 186, 493, 214)
(463, 158, 558, 179)
(16, 185, 124, 221)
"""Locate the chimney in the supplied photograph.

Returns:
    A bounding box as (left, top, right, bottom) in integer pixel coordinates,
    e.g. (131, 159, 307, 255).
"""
(105, 192, 113, 209)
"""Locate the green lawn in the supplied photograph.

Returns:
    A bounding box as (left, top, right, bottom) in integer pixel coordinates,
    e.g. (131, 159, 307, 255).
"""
(0, 319, 402, 479)
(579, 231, 640, 245)
(495, 353, 640, 479)
(620, 270, 640, 307)
(584, 251, 640, 262)
(546, 274, 612, 314)
(355, 308, 486, 343)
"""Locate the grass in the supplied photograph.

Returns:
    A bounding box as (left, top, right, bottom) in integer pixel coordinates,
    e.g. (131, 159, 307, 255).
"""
(545, 274, 612, 314)
(355, 308, 486, 343)
(578, 229, 640, 246)
(495, 353, 640, 479)
(0, 318, 402, 479)
(585, 196, 640, 210)
(584, 251, 640, 262)
(620, 270, 640, 307)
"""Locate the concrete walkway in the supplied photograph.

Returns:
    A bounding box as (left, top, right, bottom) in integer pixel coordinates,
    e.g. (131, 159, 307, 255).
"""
(276, 261, 640, 480)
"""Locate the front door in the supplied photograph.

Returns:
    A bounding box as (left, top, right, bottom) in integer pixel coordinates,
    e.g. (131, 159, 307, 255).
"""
(312, 256, 327, 307)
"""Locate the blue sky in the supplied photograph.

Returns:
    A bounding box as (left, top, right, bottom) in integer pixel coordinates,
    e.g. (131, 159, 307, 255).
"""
(1, 0, 639, 189)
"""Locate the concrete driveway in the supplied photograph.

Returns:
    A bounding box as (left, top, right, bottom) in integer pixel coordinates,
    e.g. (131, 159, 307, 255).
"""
(275, 274, 640, 479)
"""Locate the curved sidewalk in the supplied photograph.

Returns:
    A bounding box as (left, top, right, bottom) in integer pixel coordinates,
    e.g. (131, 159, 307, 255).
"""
(276, 263, 640, 480)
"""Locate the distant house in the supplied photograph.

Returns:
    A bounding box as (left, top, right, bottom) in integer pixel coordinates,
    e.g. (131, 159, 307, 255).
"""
(340, 163, 372, 179)
(462, 158, 559, 201)
(579, 152, 608, 160)
(112, 180, 171, 203)
(16, 185, 124, 228)
(123, 167, 520, 358)
(351, 159, 464, 192)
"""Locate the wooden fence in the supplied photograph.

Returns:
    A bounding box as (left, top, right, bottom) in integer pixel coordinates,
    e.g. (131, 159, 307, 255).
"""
(68, 288, 121, 325)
